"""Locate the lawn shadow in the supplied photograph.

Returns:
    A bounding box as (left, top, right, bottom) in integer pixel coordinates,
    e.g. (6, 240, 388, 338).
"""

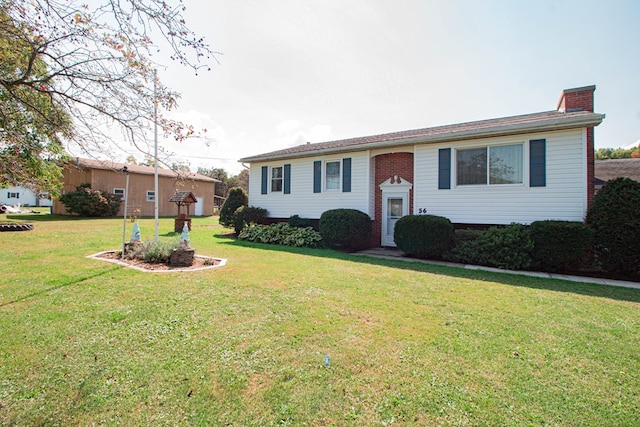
(4, 214, 86, 222)
(220, 238, 640, 304)
(0, 265, 120, 308)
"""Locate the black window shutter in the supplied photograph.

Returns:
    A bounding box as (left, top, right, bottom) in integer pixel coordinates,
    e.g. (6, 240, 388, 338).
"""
(530, 139, 546, 187)
(342, 158, 352, 192)
(438, 148, 451, 189)
(313, 161, 322, 193)
(261, 166, 268, 194)
(283, 164, 291, 194)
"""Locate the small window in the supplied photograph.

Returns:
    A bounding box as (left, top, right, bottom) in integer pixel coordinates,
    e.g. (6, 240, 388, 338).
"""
(113, 188, 125, 199)
(271, 166, 283, 192)
(146, 191, 155, 202)
(7, 192, 19, 199)
(325, 161, 340, 190)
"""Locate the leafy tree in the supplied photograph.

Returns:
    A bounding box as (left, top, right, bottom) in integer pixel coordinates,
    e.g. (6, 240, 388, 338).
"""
(595, 146, 640, 160)
(198, 167, 229, 198)
(1, 0, 218, 192)
(125, 155, 138, 165)
(233, 168, 249, 194)
(171, 162, 191, 173)
(0, 7, 72, 195)
(219, 187, 248, 230)
(59, 183, 121, 217)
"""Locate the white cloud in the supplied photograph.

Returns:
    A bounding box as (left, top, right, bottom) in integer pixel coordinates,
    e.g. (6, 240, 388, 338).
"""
(270, 120, 334, 150)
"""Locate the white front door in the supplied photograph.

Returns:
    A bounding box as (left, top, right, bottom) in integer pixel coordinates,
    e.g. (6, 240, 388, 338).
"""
(379, 176, 412, 247)
(381, 193, 408, 247)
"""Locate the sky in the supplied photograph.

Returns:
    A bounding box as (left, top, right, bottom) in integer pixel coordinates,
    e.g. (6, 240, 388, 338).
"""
(109, 0, 640, 175)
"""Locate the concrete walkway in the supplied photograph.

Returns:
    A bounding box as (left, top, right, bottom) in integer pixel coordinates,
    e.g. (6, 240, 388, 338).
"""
(354, 247, 640, 290)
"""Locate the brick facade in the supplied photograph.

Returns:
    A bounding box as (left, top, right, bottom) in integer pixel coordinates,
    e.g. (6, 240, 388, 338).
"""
(373, 152, 414, 246)
(557, 85, 596, 207)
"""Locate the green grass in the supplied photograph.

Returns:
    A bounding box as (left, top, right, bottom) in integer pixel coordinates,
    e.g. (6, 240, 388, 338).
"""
(1, 214, 639, 426)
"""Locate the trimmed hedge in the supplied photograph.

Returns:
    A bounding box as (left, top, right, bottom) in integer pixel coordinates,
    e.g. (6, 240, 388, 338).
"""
(530, 220, 593, 272)
(586, 177, 640, 277)
(394, 215, 454, 259)
(450, 223, 533, 270)
(319, 209, 372, 251)
(233, 205, 268, 234)
(238, 223, 323, 248)
(288, 214, 311, 228)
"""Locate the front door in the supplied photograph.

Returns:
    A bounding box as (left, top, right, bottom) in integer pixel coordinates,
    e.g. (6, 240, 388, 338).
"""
(381, 194, 407, 247)
(379, 176, 412, 247)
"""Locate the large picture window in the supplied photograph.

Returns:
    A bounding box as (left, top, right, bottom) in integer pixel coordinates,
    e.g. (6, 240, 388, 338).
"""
(325, 161, 340, 190)
(271, 166, 283, 192)
(457, 144, 523, 186)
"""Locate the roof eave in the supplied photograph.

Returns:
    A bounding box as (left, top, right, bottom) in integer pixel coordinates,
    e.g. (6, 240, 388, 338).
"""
(239, 113, 605, 163)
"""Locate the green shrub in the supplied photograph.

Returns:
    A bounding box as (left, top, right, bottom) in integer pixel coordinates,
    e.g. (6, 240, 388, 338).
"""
(219, 187, 247, 229)
(288, 214, 311, 228)
(59, 183, 121, 217)
(123, 239, 178, 264)
(239, 223, 323, 248)
(394, 215, 454, 259)
(450, 223, 533, 270)
(319, 209, 372, 251)
(232, 205, 268, 234)
(586, 177, 640, 277)
(454, 229, 483, 244)
(529, 220, 593, 272)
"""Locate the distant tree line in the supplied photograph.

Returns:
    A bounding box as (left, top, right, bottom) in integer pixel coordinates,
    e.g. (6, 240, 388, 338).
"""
(595, 146, 639, 160)
(197, 167, 249, 199)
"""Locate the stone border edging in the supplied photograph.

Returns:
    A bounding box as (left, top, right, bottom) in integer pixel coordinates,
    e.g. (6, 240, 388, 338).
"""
(87, 251, 227, 273)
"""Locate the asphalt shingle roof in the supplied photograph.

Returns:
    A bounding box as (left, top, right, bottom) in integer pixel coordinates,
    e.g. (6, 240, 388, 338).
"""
(240, 109, 604, 163)
(70, 158, 220, 183)
(595, 158, 640, 182)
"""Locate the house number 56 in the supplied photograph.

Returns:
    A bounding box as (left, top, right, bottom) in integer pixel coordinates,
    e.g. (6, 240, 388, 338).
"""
(418, 208, 428, 214)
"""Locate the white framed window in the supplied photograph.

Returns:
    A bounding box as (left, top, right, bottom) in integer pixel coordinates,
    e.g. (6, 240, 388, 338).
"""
(113, 188, 125, 199)
(146, 191, 155, 202)
(7, 192, 19, 198)
(456, 143, 523, 186)
(271, 166, 283, 192)
(325, 160, 340, 190)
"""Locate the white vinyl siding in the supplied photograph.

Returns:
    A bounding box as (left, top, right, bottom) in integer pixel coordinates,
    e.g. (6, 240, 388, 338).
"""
(0, 186, 43, 206)
(414, 129, 587, 224)
(249, 152, 370, 218)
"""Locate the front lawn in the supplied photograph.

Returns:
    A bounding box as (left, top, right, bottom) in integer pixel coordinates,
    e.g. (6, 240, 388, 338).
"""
(1, 215, 639, 425)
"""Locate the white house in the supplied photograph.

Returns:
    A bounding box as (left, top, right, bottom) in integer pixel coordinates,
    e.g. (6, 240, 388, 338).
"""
(1, 186, 52, 207)
(239, 85, 605, 247)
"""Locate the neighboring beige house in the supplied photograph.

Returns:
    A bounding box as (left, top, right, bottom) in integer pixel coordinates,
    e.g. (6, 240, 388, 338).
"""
(53, 158, 219, 217)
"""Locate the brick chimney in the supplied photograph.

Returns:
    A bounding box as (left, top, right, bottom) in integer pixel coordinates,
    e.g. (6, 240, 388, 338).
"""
(557, 85, 597, 209)
(556, 85, 595, 112)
